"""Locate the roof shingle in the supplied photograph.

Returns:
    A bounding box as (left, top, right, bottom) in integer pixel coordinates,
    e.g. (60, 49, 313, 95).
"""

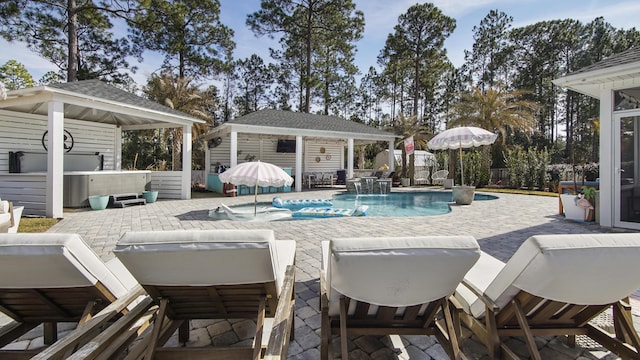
(229, 109, 395, 137)
(49, 79, 200, 121)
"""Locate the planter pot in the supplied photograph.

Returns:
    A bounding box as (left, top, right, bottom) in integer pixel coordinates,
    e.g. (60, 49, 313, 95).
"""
(142, 190, 159, 203)
(88, 195, 109, 210)
(559, 194, 586, 221)
(452, 186, 475, 205)
(400, 178, 411, 187)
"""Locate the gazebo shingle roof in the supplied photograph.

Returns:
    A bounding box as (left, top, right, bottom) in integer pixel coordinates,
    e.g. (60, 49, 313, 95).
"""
(50, 79, 200, 121)
(228, 109, 394, 137)
(569, 46, 640, 75)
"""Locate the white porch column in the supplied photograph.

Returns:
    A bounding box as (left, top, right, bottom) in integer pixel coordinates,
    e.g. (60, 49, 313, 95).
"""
(114, 126, 122, 170)
(46, 100, 64, 218)
(181, 125, 192, 200)
(388, 140, 395, 172)
(347, 138, 354, 179)
(295, 135, 303, 192)
(599, 89, 614, 227)
(204, 140, 211, 189)
(230, 131, 238, 167)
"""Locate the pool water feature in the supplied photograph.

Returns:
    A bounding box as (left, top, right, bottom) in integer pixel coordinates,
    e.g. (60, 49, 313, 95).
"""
(331, 191, 498, 217)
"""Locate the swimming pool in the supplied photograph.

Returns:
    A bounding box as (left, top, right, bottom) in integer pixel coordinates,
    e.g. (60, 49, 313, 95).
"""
(331, 191, 498, 217)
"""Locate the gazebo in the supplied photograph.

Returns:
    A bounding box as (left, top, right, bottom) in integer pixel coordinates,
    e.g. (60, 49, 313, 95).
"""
(0, 80, 204, 218)
(202, 109, 398, 192)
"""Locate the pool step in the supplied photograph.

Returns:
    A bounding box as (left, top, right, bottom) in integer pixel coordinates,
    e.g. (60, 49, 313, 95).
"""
(110, 193, 146, 208)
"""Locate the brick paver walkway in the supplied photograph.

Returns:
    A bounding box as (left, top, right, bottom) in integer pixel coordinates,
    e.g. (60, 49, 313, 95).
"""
(10, 187, 640, 359)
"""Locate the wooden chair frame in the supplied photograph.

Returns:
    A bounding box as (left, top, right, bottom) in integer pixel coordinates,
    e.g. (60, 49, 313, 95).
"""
(320, 272, 467, 360)
(0, 282, 148, 360)
(123, 265, 296, 360)
(456, 280, 640, 360)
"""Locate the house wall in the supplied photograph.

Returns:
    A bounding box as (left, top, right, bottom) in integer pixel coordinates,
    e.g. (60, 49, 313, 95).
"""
(150, 171, 182, 199)
(0, 173, 46, 216)
(303, 141, 344, 173)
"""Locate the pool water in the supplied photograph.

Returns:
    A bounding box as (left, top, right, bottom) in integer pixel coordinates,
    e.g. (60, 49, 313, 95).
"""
(331, 191, 498, 217)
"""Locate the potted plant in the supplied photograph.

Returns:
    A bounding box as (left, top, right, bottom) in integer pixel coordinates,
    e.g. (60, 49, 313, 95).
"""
(580, 185, 596, 222)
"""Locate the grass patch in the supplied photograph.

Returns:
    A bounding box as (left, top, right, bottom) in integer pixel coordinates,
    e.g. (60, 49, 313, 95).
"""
(18, 217, 60, 233)
(477, 187, 558, 197)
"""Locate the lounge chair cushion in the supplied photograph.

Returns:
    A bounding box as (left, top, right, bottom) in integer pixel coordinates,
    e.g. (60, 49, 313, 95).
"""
(114, 229, 296, 295)
(456, 233, 640, 318)
(323, 236, 480, 311)
(0, 233, 131, 297)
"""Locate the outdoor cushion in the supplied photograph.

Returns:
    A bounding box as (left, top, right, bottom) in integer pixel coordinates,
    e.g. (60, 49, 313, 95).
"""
(455, 233, 640, 318)
(322, 236, 480, 314)
(272, 196, 333, 210)
(114, 229, 296, 295)
(0, 233, 131, 297)
(292, 205, 368, 218)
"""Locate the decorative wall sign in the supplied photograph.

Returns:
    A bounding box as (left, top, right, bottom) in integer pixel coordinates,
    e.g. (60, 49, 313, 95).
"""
(320, 147, 326, 153)
(326, 155, 331, 160)
(315, 156, 321, 163)
(42, 130, 74, 152)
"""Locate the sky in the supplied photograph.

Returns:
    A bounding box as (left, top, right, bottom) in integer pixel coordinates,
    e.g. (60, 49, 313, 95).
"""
(1, 0, 639, 87)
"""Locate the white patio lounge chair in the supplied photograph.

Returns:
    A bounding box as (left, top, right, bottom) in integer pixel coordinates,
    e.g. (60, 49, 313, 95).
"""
(113, 229, 296, 359)
(0, 233, 147, 359)
(454, 233, 640, 360)
(320, 235, 481, 360)
(217, 203, 292, 221)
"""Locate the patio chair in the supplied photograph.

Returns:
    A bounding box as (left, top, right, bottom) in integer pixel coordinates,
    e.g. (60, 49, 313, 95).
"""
(113, 229, 296, 360)
(320, 236, 481, 360)
(453, 233, 640, 360)
(414, 169, 430, 186)
(0, 233, 148, 359)
(431, 169, 449, 186)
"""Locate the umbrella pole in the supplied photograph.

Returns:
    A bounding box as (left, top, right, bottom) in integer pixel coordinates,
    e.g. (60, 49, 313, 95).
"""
(459, 141, 464, 186)
(254, 184, 258, 216)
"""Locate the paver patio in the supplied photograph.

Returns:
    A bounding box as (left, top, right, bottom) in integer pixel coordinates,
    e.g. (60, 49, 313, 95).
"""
(11, 188, 640, 359)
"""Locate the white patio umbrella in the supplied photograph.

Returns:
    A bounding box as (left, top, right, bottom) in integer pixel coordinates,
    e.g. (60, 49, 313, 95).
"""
(219, 160, 294, 215)
(427, 126, 498, 186)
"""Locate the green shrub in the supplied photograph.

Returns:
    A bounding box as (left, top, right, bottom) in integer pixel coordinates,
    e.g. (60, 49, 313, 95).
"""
(504, 146, 549, 189)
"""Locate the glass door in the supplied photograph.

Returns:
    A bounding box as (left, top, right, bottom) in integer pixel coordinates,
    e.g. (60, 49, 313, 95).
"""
(615, 112, 640, 228)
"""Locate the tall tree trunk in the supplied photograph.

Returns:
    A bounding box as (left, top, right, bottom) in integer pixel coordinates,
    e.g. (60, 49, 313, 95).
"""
(304, 2, 313, 113)
(412, 46, 420, 116)
(324, 80, 329, 114)
(179, 51, 185, 79)
(67, 0, 78, 82)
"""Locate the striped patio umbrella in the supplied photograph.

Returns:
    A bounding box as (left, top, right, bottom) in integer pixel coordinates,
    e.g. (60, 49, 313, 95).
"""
(427, 127, 497, 186)
(219, 161, 294, 215)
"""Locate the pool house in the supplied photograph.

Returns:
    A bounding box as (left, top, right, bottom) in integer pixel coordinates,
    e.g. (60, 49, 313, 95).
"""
(554, 46, 640, 230)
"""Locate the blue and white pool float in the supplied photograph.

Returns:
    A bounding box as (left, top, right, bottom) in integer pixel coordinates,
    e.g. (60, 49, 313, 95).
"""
(292, 205, 369, 218)
(272, 196, 333, 210)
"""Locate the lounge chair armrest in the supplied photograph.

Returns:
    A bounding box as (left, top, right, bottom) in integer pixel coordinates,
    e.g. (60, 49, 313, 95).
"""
(31, 285, 147, 360)
(265, 265, 295, 360)
(460, 278, 500, 312)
